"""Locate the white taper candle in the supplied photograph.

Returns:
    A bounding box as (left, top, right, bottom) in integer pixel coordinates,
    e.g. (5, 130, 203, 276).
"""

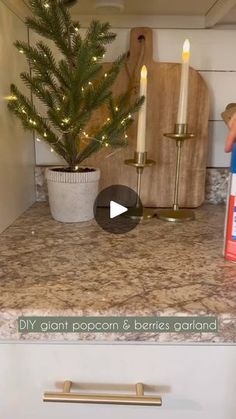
(136, 65, 147, 153)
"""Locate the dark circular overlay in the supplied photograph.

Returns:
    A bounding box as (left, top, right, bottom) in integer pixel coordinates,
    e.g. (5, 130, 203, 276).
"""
(93, 184, 143, 234)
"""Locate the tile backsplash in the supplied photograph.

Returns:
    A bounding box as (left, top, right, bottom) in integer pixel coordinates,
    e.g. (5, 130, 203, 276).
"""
(35, 166, 229, 205)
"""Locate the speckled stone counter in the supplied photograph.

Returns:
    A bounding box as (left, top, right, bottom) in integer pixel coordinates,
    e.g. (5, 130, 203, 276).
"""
(0, 203, 236, 343)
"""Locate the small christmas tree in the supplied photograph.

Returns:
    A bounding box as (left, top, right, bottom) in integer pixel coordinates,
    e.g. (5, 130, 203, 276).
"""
(8, 0, 144, 171)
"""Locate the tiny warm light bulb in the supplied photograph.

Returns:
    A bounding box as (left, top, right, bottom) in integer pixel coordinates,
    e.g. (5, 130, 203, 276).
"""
(140, 65, 147, 80)
(182, 39, 190, 62)
(3, 95, 17, 101)
(50, 147, 54, 152)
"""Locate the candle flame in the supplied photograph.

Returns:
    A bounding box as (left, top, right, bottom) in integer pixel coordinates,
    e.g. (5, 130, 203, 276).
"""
(182, 39, 190, 62)
(141, 65, 147, 80)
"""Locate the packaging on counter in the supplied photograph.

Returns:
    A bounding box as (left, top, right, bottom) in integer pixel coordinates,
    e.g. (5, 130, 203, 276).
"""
(224, 143, 236, 262)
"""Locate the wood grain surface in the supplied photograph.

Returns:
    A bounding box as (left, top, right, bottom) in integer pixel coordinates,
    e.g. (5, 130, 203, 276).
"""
(85, 27, 210, 208)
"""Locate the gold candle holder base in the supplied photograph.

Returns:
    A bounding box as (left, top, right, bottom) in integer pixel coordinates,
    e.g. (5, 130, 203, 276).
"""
(157, 208, 195, 223)
(156, 124, 195, 223)
(125, 207, 156, 220)
(124, 151, 156, 220)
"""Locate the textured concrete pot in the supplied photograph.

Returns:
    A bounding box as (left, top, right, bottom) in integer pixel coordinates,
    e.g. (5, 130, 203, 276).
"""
(46, 167, 100, 222)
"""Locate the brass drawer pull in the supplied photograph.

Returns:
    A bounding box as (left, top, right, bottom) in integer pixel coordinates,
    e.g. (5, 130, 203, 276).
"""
(43, 381, 162, 406)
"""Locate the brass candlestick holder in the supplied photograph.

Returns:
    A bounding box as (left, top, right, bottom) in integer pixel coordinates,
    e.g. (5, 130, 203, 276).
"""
(124, 151, 156, 219)
(157, 123, 195, 222)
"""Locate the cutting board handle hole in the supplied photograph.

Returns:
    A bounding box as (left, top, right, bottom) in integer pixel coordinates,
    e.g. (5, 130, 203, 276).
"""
(138, 35, 145, 42)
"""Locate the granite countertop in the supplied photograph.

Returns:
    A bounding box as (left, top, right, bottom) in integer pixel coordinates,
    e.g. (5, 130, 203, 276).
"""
(0, 203, 236, 343)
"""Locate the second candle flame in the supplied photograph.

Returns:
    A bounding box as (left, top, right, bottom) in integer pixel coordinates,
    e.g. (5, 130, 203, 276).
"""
(141, 65, 147, 80)
(182, 39, 190, 62)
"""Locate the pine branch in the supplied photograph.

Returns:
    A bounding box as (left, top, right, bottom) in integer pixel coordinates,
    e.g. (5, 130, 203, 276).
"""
(15, 41, 67, 102)
(26, 0, 73, 58)
(36, 41, 69, 87)
(20, 72, 55, 109)
(86, 21, 116, 48)
(76, 138, 101, 164)
(80, 54, 126, 117)
(15, 40, 68, 91)
(76, 95, 145, 163)
(8, 0, 145, 167)
(8, 83, 68, 160)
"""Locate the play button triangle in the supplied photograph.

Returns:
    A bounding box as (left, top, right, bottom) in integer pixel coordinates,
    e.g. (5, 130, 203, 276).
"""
(110, 201, 128, 219)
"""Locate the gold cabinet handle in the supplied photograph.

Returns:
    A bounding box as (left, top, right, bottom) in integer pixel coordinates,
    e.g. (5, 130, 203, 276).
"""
(43, 381, 162, 406)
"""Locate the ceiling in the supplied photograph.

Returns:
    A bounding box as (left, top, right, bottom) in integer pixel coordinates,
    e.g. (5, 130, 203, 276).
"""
(3, 0, 236, 28)
(219, 5, 236, 23)
(69, 0, 216, 16)
(69, 0, 236, 27)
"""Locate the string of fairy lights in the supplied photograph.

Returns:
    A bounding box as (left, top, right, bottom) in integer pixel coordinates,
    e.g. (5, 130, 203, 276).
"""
(13, 87, 131, 153)
(6, 0, 135, 155)
(9, 49, 132, 152)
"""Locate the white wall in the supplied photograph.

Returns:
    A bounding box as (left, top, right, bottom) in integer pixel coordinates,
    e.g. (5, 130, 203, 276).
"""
(34, 27, 235, 168)
(0, 1, 35, 233)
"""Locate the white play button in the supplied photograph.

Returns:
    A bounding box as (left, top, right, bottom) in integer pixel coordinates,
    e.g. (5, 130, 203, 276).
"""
(94, 185, 143, 233)
(110, 200, 128, 219)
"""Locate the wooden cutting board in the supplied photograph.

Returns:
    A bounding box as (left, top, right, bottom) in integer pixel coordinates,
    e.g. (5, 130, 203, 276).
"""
(85, 27, 210, 208)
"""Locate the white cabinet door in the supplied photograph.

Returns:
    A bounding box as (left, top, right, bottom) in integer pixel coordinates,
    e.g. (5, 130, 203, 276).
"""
(0, 343, 235, 419)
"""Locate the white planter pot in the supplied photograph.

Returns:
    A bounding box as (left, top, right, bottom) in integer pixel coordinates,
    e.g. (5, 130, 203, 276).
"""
(46, 167, 100, 222)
